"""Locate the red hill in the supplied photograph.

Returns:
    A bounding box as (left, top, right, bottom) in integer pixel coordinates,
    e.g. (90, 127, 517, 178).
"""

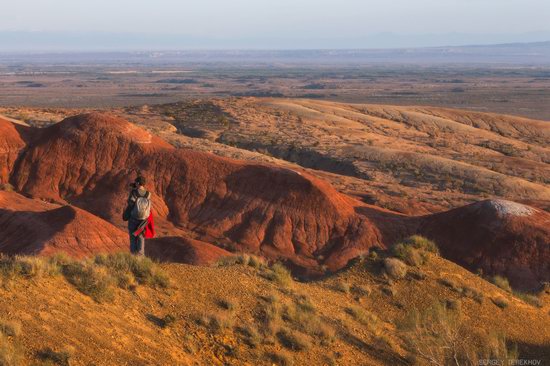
(2, 112, 548, 287)
(419, 199, 550, 289)
(0, 191, 127, 257)
(9, 113, 384, 271)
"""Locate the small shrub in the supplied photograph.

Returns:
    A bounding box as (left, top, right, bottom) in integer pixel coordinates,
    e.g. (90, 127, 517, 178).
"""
(217, 298, 236, 311)
(408, 269, 426, 281)
(403, 235, 439, 254)
(398, 302, 513, 365)
(490, 275, 512, 293)
(282, 300, 334, 343)
(276, 328, 310, 351)
(37, 348, 71, 366)
(384, 258, 407, 279)
(0, 320, 21, 338)
(195, 313, 233, 333)
(266, 263, 293, 287)
(94, 253, 169, 289)
(345, 306, 381, 334)
(351, 284, 371, 297)
(514, 293, 543, 308)
(62, 262, 115, 303)
(266, 350, 294, 366)
(257, 297, 281, 335)
(382, 286, 396, 296)
(462, 286, 484, 303)
(247, 255, 266, 269)
(392, 243, 425, 266)
(17, 256, 59, 278)
(334, 280, 350, 294)
(160, 314, 177, 328)
(492, 297, 509, 309)
(438, 278, 463, 293)
(0, 183, 14, 192)
(0, 334, 24, 366)
(236, 325, 262, 348)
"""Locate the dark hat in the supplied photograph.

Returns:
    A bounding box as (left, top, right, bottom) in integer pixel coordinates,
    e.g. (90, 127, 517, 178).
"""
(135, 176, 146, 186)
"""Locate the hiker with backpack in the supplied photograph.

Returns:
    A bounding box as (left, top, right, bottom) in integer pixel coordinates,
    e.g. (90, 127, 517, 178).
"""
(123, 176, 155, 255)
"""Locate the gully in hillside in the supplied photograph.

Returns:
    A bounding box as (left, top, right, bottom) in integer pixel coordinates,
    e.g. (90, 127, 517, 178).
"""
(123, 176, 155, 255)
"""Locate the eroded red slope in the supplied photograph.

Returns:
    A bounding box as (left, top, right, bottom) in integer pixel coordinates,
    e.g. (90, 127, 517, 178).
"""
(2, 112, 548, 288)
(419, 199, 550, 289)
(0, 191, 127, 257)
(0, 118, 27, 184)
(10, 113, 385, 270)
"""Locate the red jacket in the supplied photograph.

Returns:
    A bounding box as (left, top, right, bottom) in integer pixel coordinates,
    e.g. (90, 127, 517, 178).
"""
(132, 211, 155, 238)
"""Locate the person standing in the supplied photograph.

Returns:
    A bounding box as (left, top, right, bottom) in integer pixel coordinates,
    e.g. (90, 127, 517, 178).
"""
(123, 176, 153, 255)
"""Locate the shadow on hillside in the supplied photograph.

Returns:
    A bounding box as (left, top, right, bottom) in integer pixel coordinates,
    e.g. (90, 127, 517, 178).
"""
(0, 206, 75, 255)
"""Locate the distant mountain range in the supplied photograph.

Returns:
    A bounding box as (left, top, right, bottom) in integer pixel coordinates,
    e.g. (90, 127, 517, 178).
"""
(1, 40, 550, 65)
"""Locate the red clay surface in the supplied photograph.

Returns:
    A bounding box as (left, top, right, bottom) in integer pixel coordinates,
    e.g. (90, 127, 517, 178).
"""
(2, 112, 548, 288)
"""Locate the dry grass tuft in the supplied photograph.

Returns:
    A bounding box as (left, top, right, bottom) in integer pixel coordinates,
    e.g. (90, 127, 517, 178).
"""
(37, 348, 71, 366)
(490, 275, 512, 293)
(0, 320, 21, 338)
(276, 328, 310, 351)
(491, 297, 509, 309)
(62, 262, 115, 303)
(333, 280, 351, 294)
(384, 258, 408, 279)
(399, 302, 515, 365)
(265, 263, 293, 287)
(266, 350, 294, 366)
(0, 334, 23, 366)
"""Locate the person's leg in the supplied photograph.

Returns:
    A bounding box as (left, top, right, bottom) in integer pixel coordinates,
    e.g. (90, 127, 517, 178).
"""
(128, 220, 138, 254)
(129, 233, 137, 254)
(136, 234, 145, 256)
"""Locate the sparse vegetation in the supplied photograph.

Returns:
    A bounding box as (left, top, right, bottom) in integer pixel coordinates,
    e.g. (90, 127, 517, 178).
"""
(0, 320, 21, 338)
(265, 263, 293, 287)
(391, 235, 439, 266)
(62, 262, 115, 303)
(0, 334, 23, 366)
(490, 275, 512, 293)
(345, 306, 381, 333)
(383, 258, 408, 279)
(276, 328, 310, 351)
(282, 298, 334, 344)
(266, 350, 294, 366)
(399, 302, 516, 365)
(462, 286, 484, 303)
(514, 292, 543, 308)
(333, 280, 351, 294)
(492, 297, 510, 309)
(217, 298, 236, 310)
(37, 348, 71, 366)
(0, 253, 170, 302)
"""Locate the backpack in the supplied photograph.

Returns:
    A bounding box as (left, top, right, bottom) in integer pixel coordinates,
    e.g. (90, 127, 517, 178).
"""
(131, 190, 151, 220)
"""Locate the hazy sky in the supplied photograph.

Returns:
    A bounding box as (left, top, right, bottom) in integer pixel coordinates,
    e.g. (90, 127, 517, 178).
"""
(2, 0, 550, 49)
